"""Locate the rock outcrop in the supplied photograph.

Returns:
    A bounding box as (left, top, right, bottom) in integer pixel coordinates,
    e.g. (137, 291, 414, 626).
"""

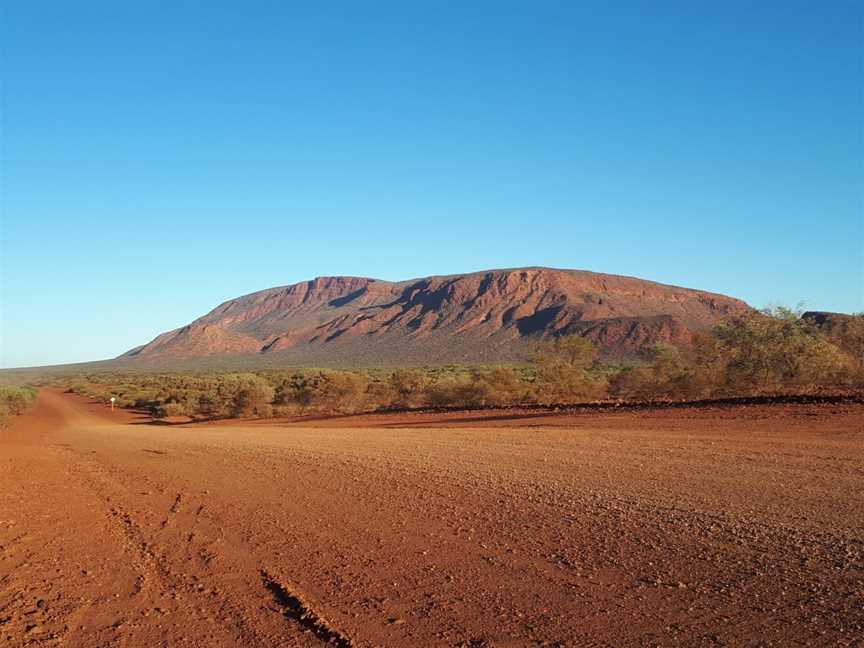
(122, 267, 751, 365)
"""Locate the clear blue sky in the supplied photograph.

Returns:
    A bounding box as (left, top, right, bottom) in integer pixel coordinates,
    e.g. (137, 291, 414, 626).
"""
(1, 1, 862, 368)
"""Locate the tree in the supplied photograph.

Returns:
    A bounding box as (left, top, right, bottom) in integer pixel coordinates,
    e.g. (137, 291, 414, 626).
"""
(609, 343, 691, 401)
(389, 369, 429, 408)
(532, 335, 605, 402)
(819, 314, 864, 386)
(470, 366, 527, 405)
(312, 371, 369, 412)
(712, 307, 847, 394)
(228, 374, 276, 417)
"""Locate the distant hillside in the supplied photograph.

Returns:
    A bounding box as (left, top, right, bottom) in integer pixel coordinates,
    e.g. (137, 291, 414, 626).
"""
(119, 267, 751, 366)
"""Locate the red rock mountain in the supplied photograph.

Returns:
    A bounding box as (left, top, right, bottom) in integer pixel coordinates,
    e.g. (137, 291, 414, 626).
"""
(121, 268, 751, 365)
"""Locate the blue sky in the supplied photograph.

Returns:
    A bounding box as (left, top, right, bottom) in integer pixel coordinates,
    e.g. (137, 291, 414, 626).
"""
(1, 1, 862, 368)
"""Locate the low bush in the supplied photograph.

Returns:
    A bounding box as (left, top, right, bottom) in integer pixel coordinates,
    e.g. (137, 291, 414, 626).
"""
(532, 335, 607, 402)
(0, 385, 38, 425)
(610, 344, 693, 400)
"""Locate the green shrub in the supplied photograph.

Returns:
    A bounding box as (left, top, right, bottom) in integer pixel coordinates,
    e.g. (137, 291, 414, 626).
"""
(818, 314, 864, 387)
(610, 344, 694, 401)
(470, 366, 529, 405)
(0, 385, 38, 425)
(389, 369, 429, 408)
(308, 371, 369, 413)
(532, 335, 607, 402)
(713, 308, 848, 394)
(425, 375, 482, 407)
(227, 373, 276, 417)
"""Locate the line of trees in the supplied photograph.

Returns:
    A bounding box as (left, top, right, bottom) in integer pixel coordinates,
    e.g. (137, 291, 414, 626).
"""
(610, 307, 861, 400)
(56, 308, 863, 420)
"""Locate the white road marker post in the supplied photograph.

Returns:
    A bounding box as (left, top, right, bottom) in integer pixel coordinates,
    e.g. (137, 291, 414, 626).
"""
(110, 396, 116, 411)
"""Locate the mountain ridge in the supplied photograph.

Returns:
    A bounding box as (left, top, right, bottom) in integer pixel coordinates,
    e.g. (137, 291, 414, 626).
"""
(122, 267, 752, 365)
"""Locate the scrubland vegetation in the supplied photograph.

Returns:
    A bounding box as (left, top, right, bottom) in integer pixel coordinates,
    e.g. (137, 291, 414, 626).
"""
(48, 308, 863, 421)
(0, 385, 38, 425)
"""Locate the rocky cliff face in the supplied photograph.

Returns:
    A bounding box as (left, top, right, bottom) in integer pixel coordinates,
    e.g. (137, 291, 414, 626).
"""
(122, 267, 751, 365)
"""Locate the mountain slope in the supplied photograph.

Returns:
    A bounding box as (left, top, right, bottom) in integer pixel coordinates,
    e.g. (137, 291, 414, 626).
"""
(122, 267, 751, 365)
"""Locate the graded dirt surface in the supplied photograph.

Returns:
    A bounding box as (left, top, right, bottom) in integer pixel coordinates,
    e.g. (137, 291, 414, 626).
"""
(1, 391, 862, 647)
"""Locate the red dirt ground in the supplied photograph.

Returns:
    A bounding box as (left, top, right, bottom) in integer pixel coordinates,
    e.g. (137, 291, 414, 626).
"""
(1, 390, 862, 647)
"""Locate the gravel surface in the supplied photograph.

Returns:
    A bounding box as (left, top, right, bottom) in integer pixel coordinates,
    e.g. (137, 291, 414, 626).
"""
(1, 390, 861, 647)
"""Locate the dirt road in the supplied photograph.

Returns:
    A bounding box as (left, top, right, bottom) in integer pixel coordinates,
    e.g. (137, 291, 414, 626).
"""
(1, 390, 862, 647)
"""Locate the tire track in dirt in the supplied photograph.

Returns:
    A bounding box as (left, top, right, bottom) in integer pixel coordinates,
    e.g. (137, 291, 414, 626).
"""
(5, 389, 863, 646)
(5, 390, 345, 646)
(51, 444, 310, 647)
(261, 570, 356, 647)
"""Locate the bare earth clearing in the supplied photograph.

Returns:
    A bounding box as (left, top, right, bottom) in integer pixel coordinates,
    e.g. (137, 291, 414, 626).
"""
(1, 391, 862, 647)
